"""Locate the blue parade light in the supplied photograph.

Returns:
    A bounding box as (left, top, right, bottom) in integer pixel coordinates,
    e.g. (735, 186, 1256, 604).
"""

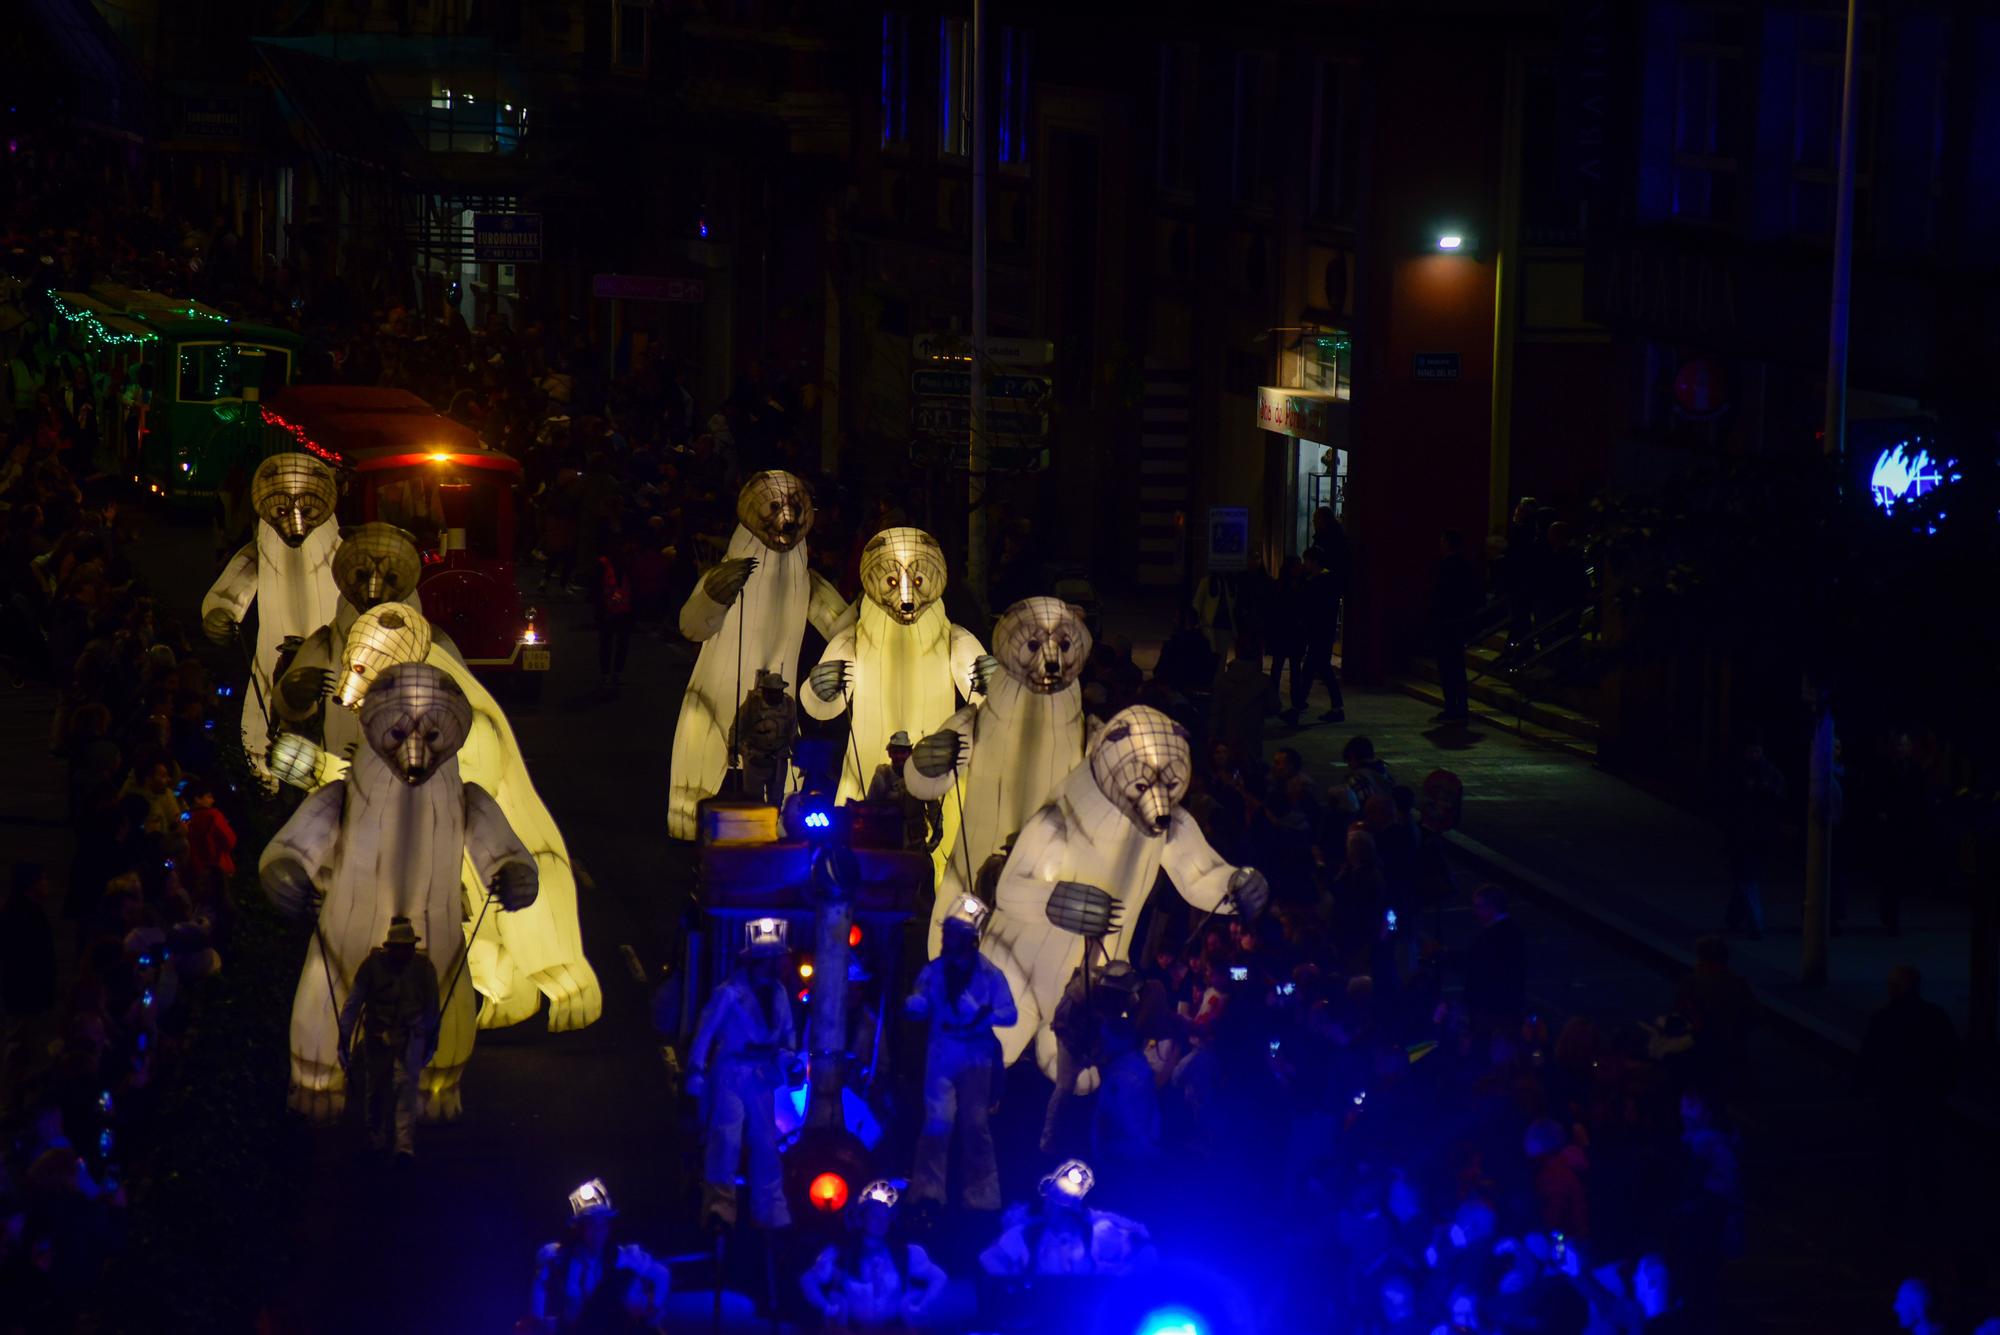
(1137, 1309, 1206, 1335)
(803, 810, 831, 830)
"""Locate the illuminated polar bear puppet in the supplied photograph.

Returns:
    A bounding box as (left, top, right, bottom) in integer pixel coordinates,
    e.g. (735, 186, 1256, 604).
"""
(903, 596, 1094, 953)
(669, 470, 853, 838)
(986, 704, 1270, 1077)
(260, 662, 539, 1121)
(200, 452, 343, 783)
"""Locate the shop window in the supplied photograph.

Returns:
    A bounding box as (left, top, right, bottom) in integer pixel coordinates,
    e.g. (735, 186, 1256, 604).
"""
(1671, 42, 1741, 223)
(938, 18, 971, 158)
(1157, 41, 1198, 193)
(1311, 59, 1360, 226)
(999, 26, 1030, 167)
(1233, 52, 1277, 206)
(880, 13, 910, 148)
(614, 1, 651, 75)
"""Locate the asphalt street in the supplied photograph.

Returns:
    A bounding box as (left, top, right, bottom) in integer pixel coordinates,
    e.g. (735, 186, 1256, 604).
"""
(102, 513, 1993, 1333)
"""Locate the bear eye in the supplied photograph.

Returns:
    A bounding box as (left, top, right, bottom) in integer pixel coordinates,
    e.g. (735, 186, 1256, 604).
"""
(1026, 639, 1041, 653)
(1133, 781, 1150, 794)
(389, 728, 408, 743)
(1058, 638, 1072, 652)
(426, 730, 441, 744)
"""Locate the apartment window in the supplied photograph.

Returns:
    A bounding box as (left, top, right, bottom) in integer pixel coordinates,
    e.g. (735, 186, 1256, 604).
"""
(430, 82, 454, 110)
(1233, 53, 1277, 205)
(614, 1, 651, 74)
(938, 18, 970, 158)
(1670, 42, 1742, 222)
(1157, 42, 1198, 192)
(881, 14, 910, 147)
(1311, 59, 1359, 225)
(999, 26, 1030, 166)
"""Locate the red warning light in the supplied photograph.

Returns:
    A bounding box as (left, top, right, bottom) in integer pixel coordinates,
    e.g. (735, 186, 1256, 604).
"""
(808, 1172, 849, 1212)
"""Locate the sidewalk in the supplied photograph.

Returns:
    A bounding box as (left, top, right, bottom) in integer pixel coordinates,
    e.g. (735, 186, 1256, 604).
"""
(1102, 593, 1971, 1074)
(1261, 685, 1977, 1071)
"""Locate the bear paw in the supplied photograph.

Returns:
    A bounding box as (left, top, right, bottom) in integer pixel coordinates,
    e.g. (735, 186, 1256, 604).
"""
(532, 963, 604, 1032)
(475, 979, 543, 1030)
(419, 1071, 465, 1123)
(288, 1081, 347, 1124)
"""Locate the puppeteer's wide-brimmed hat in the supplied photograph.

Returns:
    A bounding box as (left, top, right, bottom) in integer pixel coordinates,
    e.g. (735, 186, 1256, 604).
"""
(887, 731, 913, 749)
(385, 917, 420, 946)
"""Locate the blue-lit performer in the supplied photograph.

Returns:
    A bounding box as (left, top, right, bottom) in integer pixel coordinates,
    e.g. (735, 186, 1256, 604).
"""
(978, 1159, 1156, 1278)
(688, 918, 798, 1229)
(906, 897, 1015, 1211)
(799, 1180, 949, 1331)
(529, 1179, 671, 1333)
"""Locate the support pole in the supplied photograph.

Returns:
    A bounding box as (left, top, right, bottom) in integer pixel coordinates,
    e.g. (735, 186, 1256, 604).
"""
(967, 0, 990, 603)
(1805, 0, 1860, 987)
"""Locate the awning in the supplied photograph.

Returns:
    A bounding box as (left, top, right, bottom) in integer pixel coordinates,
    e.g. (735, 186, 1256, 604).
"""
(1255, 387, 1350, 442)
(253, 42, 415, 174)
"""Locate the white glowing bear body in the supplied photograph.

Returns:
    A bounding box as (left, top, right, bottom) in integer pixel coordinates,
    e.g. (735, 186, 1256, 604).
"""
(201, 521, 340, 779)
(803, 596, 985, 807)
(261, 682, 535, 1122)
(906, 598, 1094, 953)
(668, 528, 849, 839)
(289, 598, 602, 1032)
(985, 708, 1250, 1078)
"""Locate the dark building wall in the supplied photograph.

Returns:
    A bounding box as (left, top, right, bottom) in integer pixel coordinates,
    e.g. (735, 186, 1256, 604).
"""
(1344, 29, 1508, 678)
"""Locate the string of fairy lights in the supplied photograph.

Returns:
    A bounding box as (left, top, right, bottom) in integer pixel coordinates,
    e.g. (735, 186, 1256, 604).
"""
(48, 292, 157, 348)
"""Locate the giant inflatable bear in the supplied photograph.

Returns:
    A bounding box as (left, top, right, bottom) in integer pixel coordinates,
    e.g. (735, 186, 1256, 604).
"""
(669, 471, 853, 838)
(904, 597, 1094, 953)
(985, 704, 1270, 1077)
(200, 453, 342, 784)
(801, 528, 989, 850)
(273, 523, 602, 1033)
(260, 662, 539, 1121)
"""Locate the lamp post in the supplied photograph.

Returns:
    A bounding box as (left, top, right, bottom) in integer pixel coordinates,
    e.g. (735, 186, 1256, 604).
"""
(1805, 0, 1861, 988)
(966, 0, 990, 605)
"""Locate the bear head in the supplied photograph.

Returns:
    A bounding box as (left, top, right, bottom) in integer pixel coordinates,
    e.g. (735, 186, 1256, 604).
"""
(251, 453, 338, 548)
(993, 597, 1093, 694)
(1088, 705, 1192, 837)
(333, 523, 422, 611)
(735, 471, 815, 552)
(359, 661, 471, 786)
(859, 527, 947, 625)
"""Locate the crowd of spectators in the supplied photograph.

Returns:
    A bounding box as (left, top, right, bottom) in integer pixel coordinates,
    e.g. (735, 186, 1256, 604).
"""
(981, 696, 1737, 1333)
(0, 364, 237, 1330)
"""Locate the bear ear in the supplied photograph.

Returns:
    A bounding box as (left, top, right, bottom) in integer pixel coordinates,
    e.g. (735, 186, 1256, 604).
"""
(1103, 724, 1131, 745)
(1066, 604, 1089, 624)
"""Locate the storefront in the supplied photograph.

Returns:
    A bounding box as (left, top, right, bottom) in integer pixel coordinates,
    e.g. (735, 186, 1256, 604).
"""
(1257, 326, 1352, 561)
(1255, 382, 1348, 559)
